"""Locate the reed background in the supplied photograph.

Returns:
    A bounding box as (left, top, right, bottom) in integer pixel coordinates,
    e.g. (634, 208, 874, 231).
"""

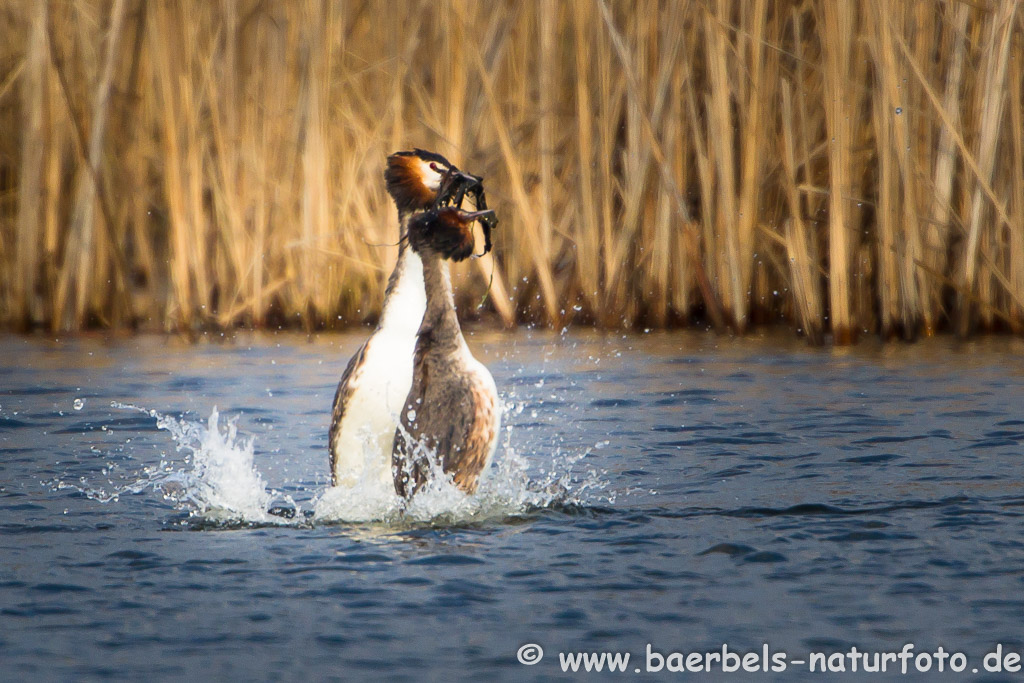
(0, 0, 1022, 343)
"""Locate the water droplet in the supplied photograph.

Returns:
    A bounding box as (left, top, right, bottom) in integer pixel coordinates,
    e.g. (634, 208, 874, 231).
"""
(73, 398, 85, 411)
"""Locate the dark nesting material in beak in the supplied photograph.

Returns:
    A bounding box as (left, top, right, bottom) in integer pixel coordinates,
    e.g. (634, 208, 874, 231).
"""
(434, 171, 499, 257)
(434, 169, 481, 210)
(467, 184, 498, 257)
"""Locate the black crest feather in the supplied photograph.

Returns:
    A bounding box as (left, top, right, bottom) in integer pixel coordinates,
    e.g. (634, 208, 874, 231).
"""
(407, 208, 476, 262)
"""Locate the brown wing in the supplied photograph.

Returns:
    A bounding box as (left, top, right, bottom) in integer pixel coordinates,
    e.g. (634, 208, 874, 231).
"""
(327, 339, 369, 485)
(392, 349, 498, 498)
(444, 377, 498, 494)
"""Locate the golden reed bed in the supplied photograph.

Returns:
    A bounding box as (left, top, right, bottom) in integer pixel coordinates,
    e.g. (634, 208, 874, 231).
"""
(0, 1, 1021, 343)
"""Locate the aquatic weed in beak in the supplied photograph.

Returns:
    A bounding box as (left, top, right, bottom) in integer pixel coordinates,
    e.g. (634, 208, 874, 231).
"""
(434, 168, 480, 211)
(468, 183, 498, 257)
(434, 171, 498, 257)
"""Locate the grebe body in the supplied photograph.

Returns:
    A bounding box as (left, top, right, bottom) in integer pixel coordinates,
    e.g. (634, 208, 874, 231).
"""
(392, 208, 501, 497)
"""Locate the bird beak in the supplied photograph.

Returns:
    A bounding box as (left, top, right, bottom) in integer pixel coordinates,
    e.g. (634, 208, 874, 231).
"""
(436, 170, 481, 209)
(459, 209, 495, 222)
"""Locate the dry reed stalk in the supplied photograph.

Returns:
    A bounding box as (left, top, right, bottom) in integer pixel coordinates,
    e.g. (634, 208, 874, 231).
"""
(455, 2, 559, 327)
(13, 0, 48, 331)
(300, 2, 331, 327)
(734, 0, 769, 333)
(120, 3, 158, 322)
(891, 13, 1021, 337)
(867, 2, 925, 340)
(149, 3, 195, 329)
(683, 53, 719, 324)
(687, 0, 775, 332)
(702, 1, 740, 329)
(958, 0, 1015, 335)
(925, 1, 969, 334)
(537, 0, 555, 313)
(646, 49, 684, 327)
(893, 9, 925, 341)
(208, 0, 263, 329)
(665, 67, 694, 324)
(600, 32, 622, 323)
(1, 1, 1024, 341)
(600, 0, 679, 324)
(822, 1, 859, 344)
(57, 0, 126, 329)
(780, 81, 823, 345)
(789, 4, 823, 270)
(1009, 31, 1024, 326)
(571, 0, 600, 319)
(46, 0, 133, 330)
(607, 2, 649, 323)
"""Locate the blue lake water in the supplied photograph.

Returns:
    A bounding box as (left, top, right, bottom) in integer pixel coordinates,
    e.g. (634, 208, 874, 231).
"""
(2, 330, 1024, 680)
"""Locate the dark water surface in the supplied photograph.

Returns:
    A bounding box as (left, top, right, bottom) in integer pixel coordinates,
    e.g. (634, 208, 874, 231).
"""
(2, 330, 1024, 680)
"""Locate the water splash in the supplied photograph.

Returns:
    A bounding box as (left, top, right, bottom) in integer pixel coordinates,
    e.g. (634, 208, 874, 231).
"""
(66, 400, 609, 529)
(313, 445, 604, 526)
(312, 432, 403, 523)
(314, 411, 608, 526)
(64, 403, 288, 525)
(149, 406, 282, 524)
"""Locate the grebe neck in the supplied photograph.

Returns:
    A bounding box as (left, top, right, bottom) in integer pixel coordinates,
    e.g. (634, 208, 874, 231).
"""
(418, 252, 464, 351)
(377, 211, 426, 334)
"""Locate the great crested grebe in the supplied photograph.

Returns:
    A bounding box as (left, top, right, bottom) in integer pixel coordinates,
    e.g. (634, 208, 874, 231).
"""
(392, 206, 501, 498)
(329, 150, 479, 488)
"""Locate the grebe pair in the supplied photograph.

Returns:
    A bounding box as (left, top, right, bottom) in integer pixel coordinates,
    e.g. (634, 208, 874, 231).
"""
(328, 150, 499, 498)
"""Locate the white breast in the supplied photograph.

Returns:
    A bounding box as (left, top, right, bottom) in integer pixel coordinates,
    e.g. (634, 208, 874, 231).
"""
(330, 251, 425, 488)
(331, 330, 417, 487)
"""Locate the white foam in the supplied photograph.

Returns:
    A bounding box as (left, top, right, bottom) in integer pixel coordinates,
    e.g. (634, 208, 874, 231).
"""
(75, 403, 286, 525)
(69, 401, 609, 528)
(154, 406, 278, 523)
(314, 418, 607, 526)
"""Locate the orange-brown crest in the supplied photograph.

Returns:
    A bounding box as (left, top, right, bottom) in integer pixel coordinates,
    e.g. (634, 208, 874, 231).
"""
(384, 149, 453, 213)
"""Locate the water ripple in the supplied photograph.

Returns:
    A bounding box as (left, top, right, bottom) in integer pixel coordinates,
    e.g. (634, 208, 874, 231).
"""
(4, 332, 1024, 678)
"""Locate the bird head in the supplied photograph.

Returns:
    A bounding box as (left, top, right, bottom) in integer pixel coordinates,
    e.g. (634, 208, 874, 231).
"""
(407, 207, 498, 262)
(384, 149, 480, 214)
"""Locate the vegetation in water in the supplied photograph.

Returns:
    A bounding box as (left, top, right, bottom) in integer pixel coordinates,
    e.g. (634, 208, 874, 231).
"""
(0, 1, 1021, 343)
